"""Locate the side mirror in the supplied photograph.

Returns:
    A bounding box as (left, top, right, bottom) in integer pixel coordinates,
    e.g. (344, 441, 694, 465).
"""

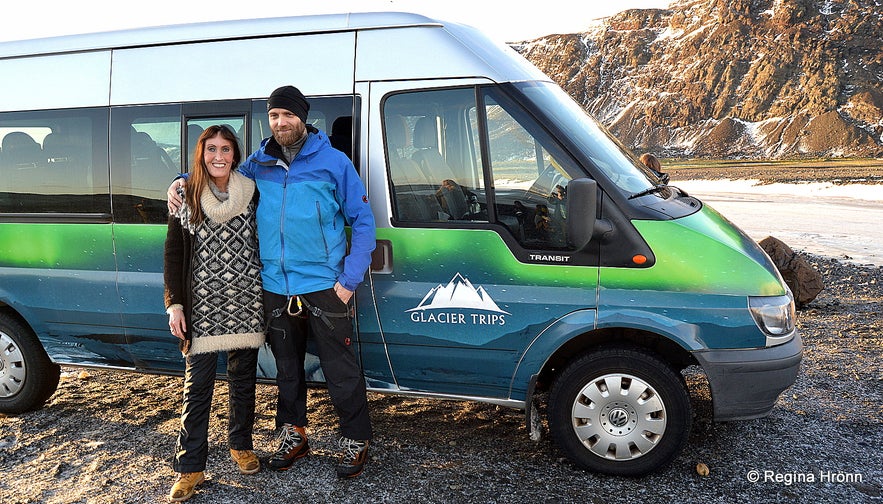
(566, 178, 598, 251)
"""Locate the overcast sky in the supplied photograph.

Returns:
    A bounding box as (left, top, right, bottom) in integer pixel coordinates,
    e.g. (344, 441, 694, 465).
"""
(0, 0, 671, 44)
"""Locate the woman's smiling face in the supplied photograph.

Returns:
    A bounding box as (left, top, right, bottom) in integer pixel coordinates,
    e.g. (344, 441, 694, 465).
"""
(203, 133, 235, 191)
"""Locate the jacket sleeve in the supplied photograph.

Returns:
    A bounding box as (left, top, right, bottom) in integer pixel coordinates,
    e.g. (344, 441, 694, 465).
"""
(236, 156, 258, 180)
(337, 156, 376, 292)
(163, 215, 187, 309)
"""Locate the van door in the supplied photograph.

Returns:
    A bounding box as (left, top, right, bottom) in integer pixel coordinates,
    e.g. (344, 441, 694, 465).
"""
(360, 81, 599, 399)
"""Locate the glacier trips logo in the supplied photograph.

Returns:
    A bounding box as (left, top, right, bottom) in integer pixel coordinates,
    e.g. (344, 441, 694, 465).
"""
(407, 273, 509, 326)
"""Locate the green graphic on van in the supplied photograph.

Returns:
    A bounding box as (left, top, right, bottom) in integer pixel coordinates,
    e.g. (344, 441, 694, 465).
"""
(374, 227, 597, 286)
(0, 224, 113, 269)
(601, 207, 784, 296)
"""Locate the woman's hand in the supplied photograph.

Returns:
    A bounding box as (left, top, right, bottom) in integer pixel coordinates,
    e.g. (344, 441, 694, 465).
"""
(167, 179, 185, 215)
(168, 306, 186, 340)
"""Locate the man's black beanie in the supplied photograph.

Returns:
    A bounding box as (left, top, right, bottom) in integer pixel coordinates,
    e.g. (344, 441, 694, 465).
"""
(267, 85, 310, 123)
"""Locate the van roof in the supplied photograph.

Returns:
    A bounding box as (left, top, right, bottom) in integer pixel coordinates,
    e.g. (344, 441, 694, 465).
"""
(0, 12, 443, 59)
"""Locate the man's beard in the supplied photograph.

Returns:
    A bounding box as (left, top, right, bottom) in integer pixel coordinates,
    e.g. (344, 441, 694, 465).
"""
(272, 123, 306, 147)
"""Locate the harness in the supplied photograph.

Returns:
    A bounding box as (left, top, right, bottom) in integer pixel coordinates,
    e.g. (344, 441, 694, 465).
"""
(270, 295, 352, 329)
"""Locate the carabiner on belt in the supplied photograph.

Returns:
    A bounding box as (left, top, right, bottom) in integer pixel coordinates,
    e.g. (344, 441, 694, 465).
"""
(286, 296, 304, 317)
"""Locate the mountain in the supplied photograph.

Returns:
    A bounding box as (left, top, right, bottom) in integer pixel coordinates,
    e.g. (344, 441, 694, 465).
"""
(513, 0, 883, 159)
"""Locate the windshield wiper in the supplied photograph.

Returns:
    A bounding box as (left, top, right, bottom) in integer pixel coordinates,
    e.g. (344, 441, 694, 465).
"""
(628, 184, 668, 200)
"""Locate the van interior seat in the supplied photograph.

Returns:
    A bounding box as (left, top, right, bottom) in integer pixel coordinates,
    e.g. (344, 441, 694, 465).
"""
(130, 129, 178, 195)
(187, 124, 204, 147)
(43, 130, 93, 189)
(385, 115, 445, 221)
(329, 116, 353, 159)
(1, 131, 45, 193)
(411, 116, 455, 180)
(1, 131, 43, 169)
(185, 124, 205, 168)
(42, 132, 68, 163)
(44, 131, 88, 165)
(330, 115, 359, 173)
(411, 116, 469, 219)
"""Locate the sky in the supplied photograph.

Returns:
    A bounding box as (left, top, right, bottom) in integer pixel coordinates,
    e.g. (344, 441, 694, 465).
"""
(0, 0, 671, 44)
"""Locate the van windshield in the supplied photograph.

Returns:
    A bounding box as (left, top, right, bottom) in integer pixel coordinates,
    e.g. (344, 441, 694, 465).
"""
(511, 81, 660, 196)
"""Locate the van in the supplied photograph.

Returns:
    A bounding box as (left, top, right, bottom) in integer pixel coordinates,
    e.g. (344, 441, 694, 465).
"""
(0, 12, 801, 476)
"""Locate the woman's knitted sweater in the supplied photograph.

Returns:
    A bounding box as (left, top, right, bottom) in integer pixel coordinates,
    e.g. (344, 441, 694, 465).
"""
(163, 171, 264, 355)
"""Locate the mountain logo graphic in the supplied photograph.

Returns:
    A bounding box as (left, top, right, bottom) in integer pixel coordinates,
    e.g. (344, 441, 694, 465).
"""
(407, 273, 510, 314)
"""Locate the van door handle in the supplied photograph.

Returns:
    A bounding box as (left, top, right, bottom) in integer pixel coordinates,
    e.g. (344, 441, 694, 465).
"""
(370, 239, 393, 274)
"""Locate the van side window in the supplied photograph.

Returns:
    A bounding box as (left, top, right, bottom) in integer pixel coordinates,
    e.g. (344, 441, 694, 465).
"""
(0, 108, 109, 214)
(383, 88, 487, 223)
(382, 86, 577, 251)
(251, 95, 360, 171)
(110, 105, 182, 224)
(477, 88, 576, 251)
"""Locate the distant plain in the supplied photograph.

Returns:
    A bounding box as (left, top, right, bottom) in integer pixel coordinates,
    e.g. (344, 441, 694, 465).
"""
(664, 158, 883, 185)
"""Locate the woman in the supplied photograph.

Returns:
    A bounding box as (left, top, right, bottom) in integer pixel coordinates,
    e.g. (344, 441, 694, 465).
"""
(163, 125, 264, 502)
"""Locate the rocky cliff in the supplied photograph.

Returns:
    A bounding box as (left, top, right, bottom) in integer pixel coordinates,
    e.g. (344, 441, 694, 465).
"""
(514, 0, 883, 158)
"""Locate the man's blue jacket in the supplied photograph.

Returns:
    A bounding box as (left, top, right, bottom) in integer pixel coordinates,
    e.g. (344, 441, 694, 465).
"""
(238, 127, 376, 296)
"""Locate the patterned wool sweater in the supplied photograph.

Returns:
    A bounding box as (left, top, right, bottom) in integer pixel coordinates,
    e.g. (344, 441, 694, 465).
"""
(163, 171, 264, 355)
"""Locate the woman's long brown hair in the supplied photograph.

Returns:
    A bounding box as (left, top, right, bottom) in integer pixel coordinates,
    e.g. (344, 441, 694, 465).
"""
(184, 125, 243, 224)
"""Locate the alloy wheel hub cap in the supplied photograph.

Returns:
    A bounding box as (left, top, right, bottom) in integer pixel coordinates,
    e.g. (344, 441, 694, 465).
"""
(601, 401, 637, 435)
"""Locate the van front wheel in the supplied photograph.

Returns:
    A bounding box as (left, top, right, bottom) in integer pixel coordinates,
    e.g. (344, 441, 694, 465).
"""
(0, 314, 60, 414)
(548, 346, 691, 476)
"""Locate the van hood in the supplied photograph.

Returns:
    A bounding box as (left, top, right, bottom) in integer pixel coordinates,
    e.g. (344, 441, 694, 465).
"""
(611, 203, 785, 296)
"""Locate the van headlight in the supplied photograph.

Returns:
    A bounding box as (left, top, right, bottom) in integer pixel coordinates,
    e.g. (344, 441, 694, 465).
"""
(749, 294, 796, 342)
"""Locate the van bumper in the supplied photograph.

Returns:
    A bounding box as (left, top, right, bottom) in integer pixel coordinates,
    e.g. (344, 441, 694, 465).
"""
(692, 333, 802, 421)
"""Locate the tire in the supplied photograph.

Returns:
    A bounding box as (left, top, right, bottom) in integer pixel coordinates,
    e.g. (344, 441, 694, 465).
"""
(0, 313, 60, 414)
(548, 346, 691, 476)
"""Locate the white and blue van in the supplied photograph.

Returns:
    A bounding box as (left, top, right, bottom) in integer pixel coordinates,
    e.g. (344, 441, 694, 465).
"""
(0, 12, 800, 475)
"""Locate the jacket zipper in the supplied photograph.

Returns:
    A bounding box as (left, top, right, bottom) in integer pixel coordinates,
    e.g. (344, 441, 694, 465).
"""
(280, 165, 290, 296)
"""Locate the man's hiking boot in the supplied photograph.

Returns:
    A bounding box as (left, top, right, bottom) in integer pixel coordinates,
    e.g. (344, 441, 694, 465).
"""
(336, 437, 369, 478)
(268, 424, 309, 471)
(168, 472, 204, 502)
(230, 449, 260, 474)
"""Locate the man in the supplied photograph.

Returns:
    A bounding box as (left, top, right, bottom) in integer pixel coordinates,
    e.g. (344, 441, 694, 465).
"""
(168, 85, 376, 478)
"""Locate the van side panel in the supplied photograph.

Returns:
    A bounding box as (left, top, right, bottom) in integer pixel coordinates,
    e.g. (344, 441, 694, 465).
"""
(111, 224, 174, 370)
(0, 52, 111, 112)
(110, 33, 356, 105)
(508, 309, 597, 401)
(363, 228, 597, 398)
(0, 223, 126, 365)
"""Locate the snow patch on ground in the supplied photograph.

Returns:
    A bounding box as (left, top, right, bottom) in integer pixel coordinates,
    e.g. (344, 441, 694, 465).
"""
(677, 179, 883, 202)
(676, 179, 883, 266)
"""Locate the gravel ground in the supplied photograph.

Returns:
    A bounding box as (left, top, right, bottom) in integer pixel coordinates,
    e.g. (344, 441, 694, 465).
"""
(1, 252, 880, 504)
